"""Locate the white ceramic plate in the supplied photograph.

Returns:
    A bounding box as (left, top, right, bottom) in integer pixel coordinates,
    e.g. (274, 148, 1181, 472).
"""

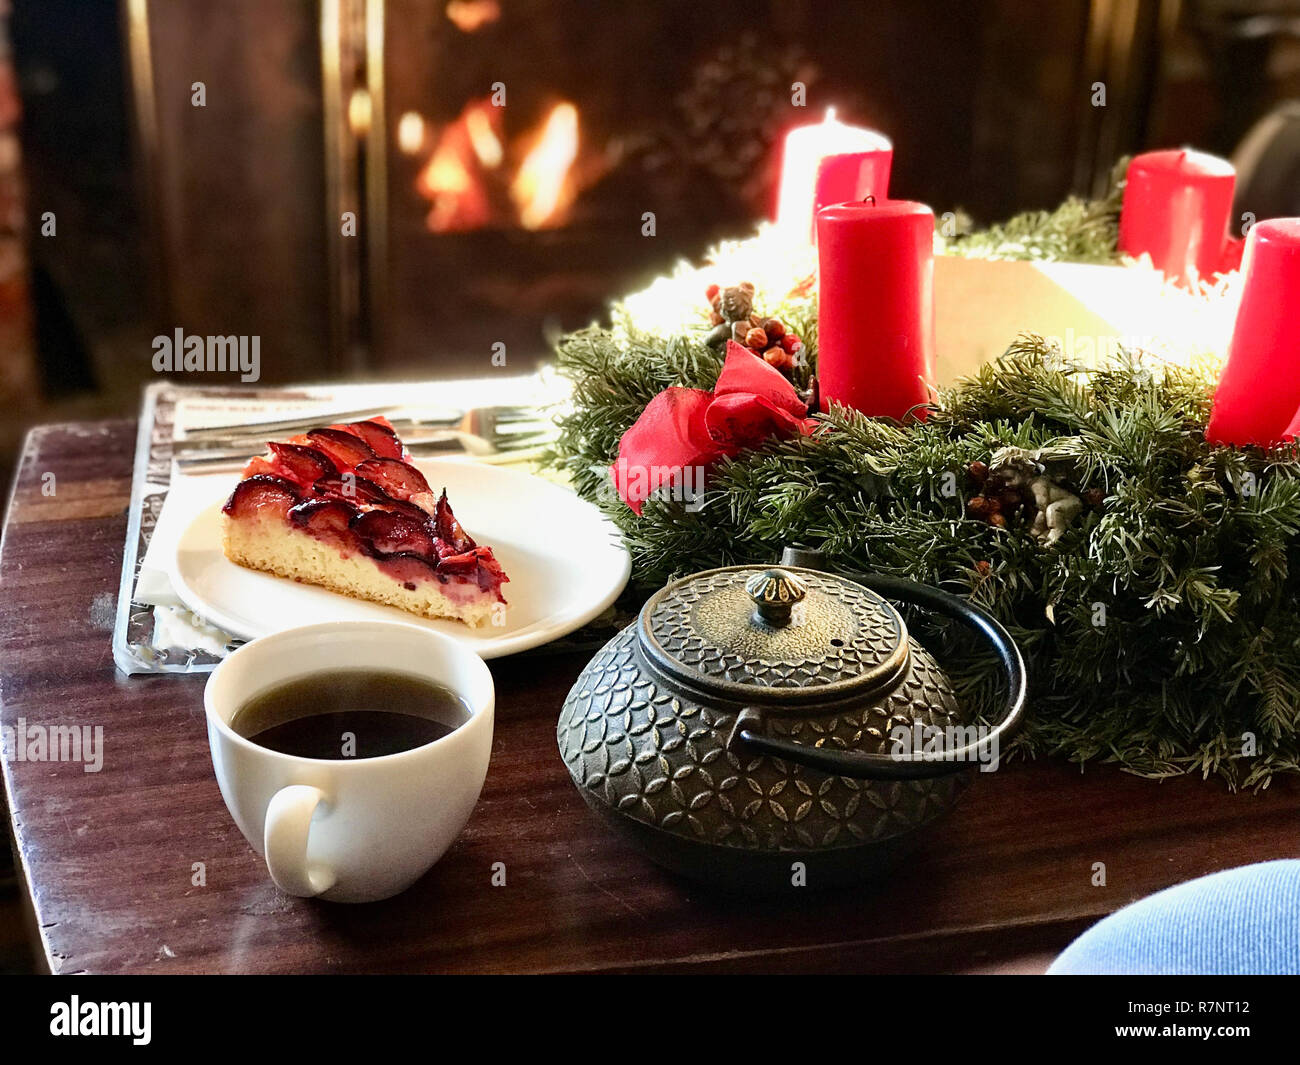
(167, 460, 630, 658)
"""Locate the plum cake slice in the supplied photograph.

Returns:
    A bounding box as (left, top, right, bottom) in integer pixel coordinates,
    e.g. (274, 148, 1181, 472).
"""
(220, 417, 508, 628)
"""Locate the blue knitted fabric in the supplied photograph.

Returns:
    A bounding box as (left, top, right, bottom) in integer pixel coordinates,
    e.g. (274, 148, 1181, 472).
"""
(1049, 860, 1300, 975)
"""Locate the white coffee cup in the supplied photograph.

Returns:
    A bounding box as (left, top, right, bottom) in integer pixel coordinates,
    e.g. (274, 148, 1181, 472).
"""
(204, 621, 494, 903)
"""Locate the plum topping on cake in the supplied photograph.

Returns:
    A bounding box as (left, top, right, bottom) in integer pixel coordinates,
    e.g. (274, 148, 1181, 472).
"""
(354, 457, 431, 499)
(433, 490, 475, 553)
(223, 475, 301, 519)
(289, 497, 359, 537)
(377, 553, 443, 590)
(311, 473, 387, 503)
(267, 442, 339, 481)
(304, 427, 377, 468)
(351, 510, 439, 557)
(220, 417, 508, 626)
(339, 420, 404, 458)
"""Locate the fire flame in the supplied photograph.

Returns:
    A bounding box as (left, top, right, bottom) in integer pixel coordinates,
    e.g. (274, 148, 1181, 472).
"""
(397, 111, 427, 155)
(465, 106, 503, 169)
(445, 0, 500, 33)
(415, 100, 503, 232)
(414, 99, 582, 232)
(510, 103, 579, 230)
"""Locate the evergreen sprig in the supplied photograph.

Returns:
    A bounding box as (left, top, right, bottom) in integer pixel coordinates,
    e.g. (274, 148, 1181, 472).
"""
(938, 157, 1129, 264)
(550, 331, 1300, 789)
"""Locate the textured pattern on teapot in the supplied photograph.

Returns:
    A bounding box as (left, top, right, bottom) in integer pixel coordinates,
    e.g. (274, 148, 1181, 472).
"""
(558, 627, 968, 852)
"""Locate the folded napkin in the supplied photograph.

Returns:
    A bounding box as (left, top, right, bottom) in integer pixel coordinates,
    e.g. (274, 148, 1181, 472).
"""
(136, 470, 243, 652)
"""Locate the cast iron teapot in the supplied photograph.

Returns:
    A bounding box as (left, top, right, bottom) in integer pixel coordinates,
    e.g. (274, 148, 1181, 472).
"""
(556, 546, 1026, 890)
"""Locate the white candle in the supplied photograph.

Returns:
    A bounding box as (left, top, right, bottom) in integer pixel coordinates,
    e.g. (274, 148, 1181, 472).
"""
(775, 108, 893, 244)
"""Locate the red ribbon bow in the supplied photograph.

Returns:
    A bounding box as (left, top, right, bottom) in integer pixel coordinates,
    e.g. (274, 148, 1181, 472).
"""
(610, 341, 817, 514)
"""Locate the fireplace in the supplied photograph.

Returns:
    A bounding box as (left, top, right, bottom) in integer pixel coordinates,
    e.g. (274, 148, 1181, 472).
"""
(334, 0, 964, 375)
(124, 0, 1047, 383)
(373, 0, 820, 373)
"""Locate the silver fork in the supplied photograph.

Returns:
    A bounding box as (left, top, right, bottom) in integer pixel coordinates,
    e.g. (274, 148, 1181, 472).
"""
(174, 405, 555, 470)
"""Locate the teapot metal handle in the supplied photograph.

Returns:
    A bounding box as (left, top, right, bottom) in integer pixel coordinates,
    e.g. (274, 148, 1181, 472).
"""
(727, 565, 1026, 781)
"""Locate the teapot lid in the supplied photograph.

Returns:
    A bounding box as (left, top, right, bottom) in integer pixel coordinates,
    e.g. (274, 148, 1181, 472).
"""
(638, 565, 911, 707)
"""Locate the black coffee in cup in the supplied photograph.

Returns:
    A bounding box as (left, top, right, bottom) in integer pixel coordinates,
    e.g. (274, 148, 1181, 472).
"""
(231, 669, 469, 760)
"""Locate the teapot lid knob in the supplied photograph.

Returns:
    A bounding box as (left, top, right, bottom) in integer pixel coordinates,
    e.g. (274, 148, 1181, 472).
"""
(745, 568, 808, 628)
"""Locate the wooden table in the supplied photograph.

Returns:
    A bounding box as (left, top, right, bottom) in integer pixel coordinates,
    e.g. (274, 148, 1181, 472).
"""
(3, 420, 1298, 975)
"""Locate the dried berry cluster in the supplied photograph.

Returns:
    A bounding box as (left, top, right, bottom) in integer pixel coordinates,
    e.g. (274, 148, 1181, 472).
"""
(705, 281, 805, 373)
(964, 459, 1104, 530)
(965, 460, 1020, 529)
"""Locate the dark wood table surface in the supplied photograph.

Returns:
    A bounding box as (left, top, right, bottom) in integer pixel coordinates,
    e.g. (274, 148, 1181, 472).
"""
(3, 419, 1299, 975)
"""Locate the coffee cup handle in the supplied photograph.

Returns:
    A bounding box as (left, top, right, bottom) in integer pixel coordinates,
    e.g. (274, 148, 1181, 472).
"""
(263, 785, 337, 898)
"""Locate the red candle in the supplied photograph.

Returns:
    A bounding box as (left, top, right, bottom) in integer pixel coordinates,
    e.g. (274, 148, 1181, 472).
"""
(776, 109, 892, 244)
(1118, 149, 1236, 286)
(815, 198, 934, 420)
(1208, 218, 1300, 446)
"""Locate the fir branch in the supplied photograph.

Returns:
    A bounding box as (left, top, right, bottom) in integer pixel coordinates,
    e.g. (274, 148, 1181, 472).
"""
(938, 157, 1129, 264)
(549, 327, 1300, 789)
